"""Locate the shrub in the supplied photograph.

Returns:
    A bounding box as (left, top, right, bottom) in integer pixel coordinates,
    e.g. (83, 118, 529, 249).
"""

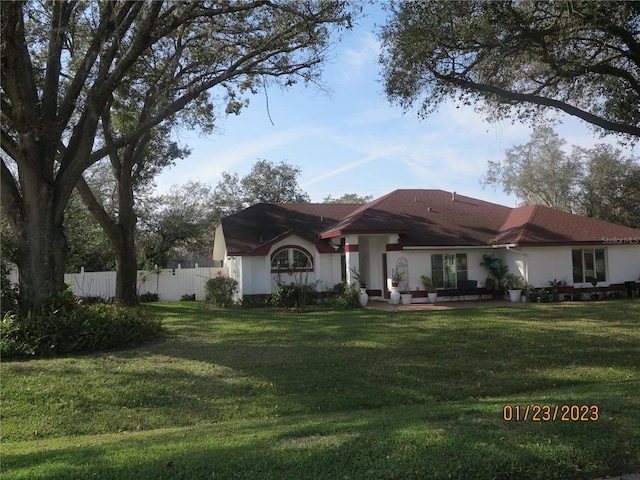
(180, 293, 196, 301)
(138, 292, 159, 303)
(1, 260, 19, 317)
(324, 282, 361, 309)
(78, 296, 109, 305)
(0, 297, 163, 358)
(271, 282, 318, 309)
(239, 296, 270, 308)
(204, 272, 238, 307)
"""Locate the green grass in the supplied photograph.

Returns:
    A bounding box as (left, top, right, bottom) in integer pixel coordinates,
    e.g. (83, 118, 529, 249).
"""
(2, 301, 639, 479)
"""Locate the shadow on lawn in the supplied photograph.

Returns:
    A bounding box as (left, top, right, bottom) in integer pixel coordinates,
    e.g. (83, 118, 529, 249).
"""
(154, 305, 640, 402)
(4, 302, 639, 479)
(4, 394, 639, 480)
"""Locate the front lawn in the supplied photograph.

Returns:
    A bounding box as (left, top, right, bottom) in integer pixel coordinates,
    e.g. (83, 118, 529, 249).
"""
(1, 301, 639, 479)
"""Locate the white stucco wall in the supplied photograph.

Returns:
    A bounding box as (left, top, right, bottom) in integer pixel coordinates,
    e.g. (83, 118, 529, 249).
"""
(226, 255, 243, 301)
(212, 224, 226, 262)
(239, 256, 270, 295)
(607, 244, 640, 283)
(505, 244, 640, 287)
(229, 234, 640, 298)
(229, 234, 345, 297)
(366, 236, 387, 295)
(386, 248, 496, 290)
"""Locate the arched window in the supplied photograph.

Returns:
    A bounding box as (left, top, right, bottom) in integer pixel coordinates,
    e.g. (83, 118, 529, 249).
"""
(271, 246, 313, 272)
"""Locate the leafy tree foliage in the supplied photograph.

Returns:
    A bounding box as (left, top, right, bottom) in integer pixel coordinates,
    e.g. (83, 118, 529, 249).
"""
(240, 159, 311, 204)
(482, 127, 582, 212)
(483, 128, 640, 228)
(138, 181, 218, 268)
(213, 159, 310, 219)
(323, 193, 373, 203)
(64, 191, 115, 273)
(1, 1, 355, 312)
(575, 144, 640, 228)
(379, 1, 640, 140)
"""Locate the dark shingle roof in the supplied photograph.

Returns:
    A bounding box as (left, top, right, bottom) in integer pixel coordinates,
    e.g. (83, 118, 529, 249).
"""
(320, 190, 512, 246)
(220, 203, 360, 255)
(218, 190, 640, 254)
(495, 204, 640, 245)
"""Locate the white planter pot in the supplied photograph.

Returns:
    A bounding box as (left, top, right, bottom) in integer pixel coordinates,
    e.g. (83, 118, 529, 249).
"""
(401, 293, 413, 305)
(508, 289, 522, 302)
(389, 286, 401, 305)
(428, 292, 438, 304)
(359, 287, 369, 307)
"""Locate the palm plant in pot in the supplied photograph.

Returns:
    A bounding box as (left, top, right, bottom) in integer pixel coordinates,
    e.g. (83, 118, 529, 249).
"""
(389, 268, 404, 305)
(350, 267, 368, 307)
(480, 254, 509, 298)
(421, 275, 438, 303)
(504, 273, 526, 302)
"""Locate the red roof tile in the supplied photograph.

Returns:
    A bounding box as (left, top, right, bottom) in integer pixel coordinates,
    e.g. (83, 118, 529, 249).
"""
(219, 190, 640, 254)
(220, 203, 360, 255)
(495, 204, 640, 245)
(320, 189, 512, 245)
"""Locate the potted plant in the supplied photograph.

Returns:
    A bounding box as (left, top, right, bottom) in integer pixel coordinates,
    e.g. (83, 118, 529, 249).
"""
(400, 290, 413, 305)
(421, 275, 438, 303)
(350, 267, 368, 307)
(480, 254, 509, 298)
(389, 268, 404, 305)
(504, 273, 525, 302)
(391, 267, 404, 287)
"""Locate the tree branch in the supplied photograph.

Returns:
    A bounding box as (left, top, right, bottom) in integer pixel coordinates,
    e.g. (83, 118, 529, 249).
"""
(440, 74, 640, 138)
(75, 174, 120, 243)
(0, 158, 22, 230)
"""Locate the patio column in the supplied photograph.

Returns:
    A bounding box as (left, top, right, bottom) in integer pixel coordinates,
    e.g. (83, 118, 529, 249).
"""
(345, 235, 360, 285)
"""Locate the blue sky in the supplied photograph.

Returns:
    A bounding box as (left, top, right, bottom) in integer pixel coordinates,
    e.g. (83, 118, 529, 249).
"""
(157, 5, 638, 207)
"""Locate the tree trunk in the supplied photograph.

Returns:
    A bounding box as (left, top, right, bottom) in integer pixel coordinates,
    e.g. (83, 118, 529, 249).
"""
(15, 181, 68, 312)
(76, 174, 139, 307)
(114, 179, 139, 306)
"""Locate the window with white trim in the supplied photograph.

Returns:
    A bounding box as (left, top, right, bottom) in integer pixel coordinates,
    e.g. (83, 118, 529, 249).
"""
(431, 253, 468, 288)
(271, 247, 313, 271)
(572, 248, 606, 283)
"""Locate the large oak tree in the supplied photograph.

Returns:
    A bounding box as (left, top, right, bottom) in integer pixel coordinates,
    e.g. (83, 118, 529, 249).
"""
(1, 1, 354, 311)
(379, 1, 640, 140)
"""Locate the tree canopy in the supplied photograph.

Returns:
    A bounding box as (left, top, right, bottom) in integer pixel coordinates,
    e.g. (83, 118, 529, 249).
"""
(483, 127, 640, 228)
(213, 159, 310, 219)
(1, 1, 355, 311)
(323, 193, 373, 204)
(482, 127, 582, 212)
(379, 1, 640, 140)
(138, 181, 217, 269)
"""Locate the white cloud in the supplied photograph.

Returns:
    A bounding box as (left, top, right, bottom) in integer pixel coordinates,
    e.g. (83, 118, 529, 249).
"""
(301, 154, 379, 187)
(336, 31, 380, 82)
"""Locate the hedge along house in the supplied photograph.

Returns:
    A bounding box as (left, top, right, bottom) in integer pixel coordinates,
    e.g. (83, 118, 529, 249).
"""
(212, 189, 640, 302)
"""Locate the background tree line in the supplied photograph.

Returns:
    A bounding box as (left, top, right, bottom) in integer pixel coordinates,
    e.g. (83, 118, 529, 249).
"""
(1, 157, 372, 273)
(483, 127, 640, 229)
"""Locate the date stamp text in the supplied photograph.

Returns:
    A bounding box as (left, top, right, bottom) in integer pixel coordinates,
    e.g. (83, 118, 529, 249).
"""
(502, 404, 599, 422)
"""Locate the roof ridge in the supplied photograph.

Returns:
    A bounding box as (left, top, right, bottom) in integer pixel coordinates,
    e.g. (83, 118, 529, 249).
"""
(495, 204, 535, 244)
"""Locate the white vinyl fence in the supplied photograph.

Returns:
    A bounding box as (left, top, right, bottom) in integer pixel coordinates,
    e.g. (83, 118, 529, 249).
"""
(8, 265, 223, 302)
